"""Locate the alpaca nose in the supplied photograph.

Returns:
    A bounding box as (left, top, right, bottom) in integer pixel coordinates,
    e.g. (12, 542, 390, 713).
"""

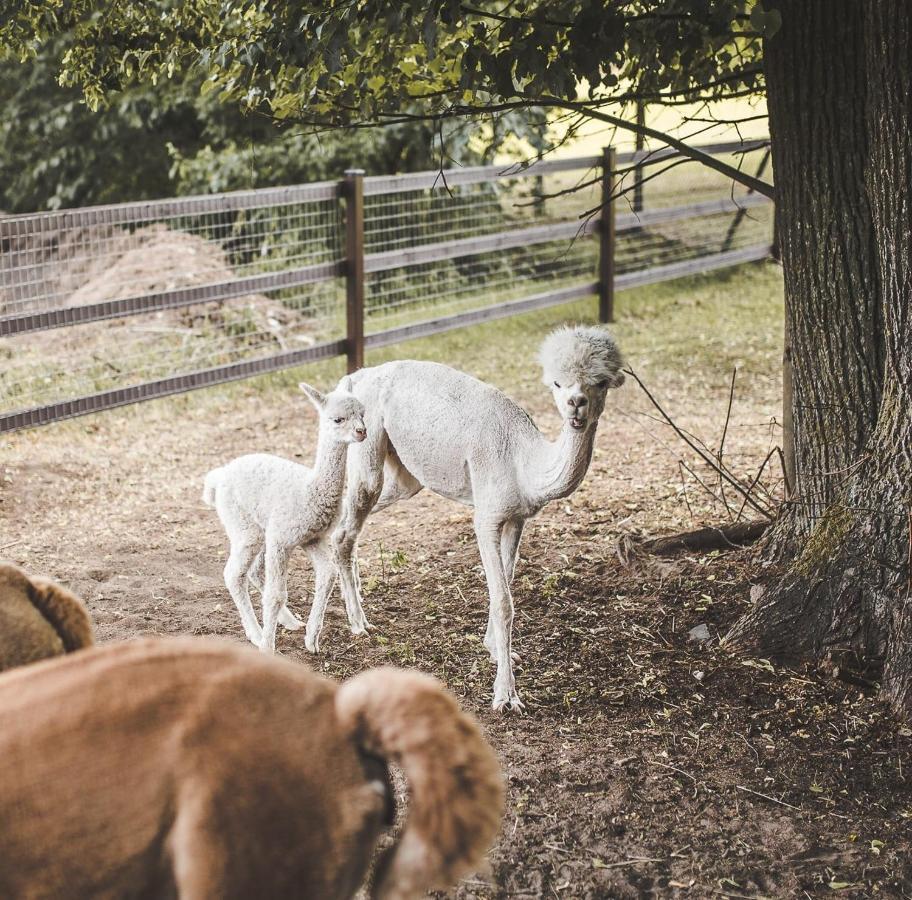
(568, 394, 587, 409)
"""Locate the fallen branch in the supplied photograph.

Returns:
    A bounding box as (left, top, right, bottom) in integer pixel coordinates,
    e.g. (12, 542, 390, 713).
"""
(642, 521, 770, 556)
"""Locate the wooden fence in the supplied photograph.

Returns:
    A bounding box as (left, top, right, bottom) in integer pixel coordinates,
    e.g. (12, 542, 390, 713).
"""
(0, 140, 772, 433)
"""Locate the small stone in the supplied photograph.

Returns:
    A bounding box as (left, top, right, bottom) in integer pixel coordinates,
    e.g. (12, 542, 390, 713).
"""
(749, 584, 766, 603)
(693, 670, 705, 682)
(688, 623, 711, 643)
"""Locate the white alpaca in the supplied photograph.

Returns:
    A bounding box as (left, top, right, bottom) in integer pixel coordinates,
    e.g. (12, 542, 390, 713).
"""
(203, 381, 367, 653)
(322, 326, 625, 711)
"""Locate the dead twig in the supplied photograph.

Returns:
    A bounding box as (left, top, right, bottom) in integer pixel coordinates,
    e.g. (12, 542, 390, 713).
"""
(591, 856, 667, 869)
(651, 760, 698, 783)
(734, 446, 781, 522)
(680, 458, 728, 509)
(624, 367, 773, 520)
(716, 368, 737, 517)
(735, 784, 801, 811)
(678, 461, 694, 520)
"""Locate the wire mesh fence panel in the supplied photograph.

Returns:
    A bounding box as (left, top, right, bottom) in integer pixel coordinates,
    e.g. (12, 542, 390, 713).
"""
(364, 236, 598, 331)
(0, 188, 343, 320)
(1, 279, 345, 414)
(0, 184, 347, 425)
(361, 162, 603, 332)
(0, 141, 773, 432)
(616, 205, 773, 275)
(617, 146, 773, 212)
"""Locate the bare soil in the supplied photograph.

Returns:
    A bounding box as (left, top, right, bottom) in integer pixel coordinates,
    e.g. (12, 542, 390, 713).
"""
(1, 343, 910, 899)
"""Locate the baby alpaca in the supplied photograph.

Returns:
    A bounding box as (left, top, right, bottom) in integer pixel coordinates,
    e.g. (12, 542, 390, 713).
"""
(0, 562, 94, 671)
(204, 381, 367, 653)
(0, 637, 505, 899)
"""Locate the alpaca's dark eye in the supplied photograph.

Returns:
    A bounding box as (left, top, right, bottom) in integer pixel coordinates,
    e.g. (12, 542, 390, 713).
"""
(596, 379, 609, 389)
(333, 417, 344, 424)
(553, 381, 561, 388)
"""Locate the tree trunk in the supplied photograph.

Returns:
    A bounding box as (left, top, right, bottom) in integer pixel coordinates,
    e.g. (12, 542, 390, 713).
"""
(763, 0, 883, 553)
(729, 0, 912, 717)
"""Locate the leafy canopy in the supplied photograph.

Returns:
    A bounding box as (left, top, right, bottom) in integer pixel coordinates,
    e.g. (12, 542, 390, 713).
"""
(0, 1, 779, 200)
(1, 1, 773, 123)
(0, 17, 547, 212)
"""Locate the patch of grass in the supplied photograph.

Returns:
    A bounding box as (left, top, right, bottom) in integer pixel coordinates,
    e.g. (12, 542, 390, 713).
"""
(2, 261, 782, 445)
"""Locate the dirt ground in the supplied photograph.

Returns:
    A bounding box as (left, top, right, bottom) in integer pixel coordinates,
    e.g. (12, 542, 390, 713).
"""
(2, 289, 911, 898)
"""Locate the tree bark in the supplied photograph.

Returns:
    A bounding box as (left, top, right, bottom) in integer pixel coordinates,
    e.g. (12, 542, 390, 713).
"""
(729, 0, 912, 717)
(762, 0, 883, 554)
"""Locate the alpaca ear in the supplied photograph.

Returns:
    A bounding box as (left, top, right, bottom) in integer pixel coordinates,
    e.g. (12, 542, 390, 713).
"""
(342, 376, 354, 393)
(607, 370, 625, 389)
(298, 382, 326, 409)
(27, 576, 95, 652)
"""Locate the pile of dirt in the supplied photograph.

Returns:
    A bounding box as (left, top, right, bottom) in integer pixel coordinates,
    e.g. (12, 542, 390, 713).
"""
(1, 220, 291, 318)
(1, 220, 320, 410)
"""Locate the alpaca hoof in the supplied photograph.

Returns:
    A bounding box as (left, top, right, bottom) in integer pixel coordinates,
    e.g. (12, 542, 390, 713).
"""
(304, 632, 320, 654)
(492, 693, 525, 713)
(245, 629, 263, 646)
(279, 608, 305, 631)
(351, 619, 373, 636)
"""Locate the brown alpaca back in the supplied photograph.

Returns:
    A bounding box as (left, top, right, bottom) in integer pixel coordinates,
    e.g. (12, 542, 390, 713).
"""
(0, 638, 501, 900)
(0, 563, 94, 672)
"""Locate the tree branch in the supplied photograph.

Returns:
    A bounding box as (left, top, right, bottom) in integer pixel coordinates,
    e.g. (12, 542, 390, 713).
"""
(283, 95, 774, 199)
(530, 96, 775, 198)
(459, 4, 572, 28)
(642, 521, 770, 556)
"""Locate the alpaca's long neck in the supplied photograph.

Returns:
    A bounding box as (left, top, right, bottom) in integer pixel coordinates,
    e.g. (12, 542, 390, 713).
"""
(525, 422, 598, 507)
(309, 433, 349, 507)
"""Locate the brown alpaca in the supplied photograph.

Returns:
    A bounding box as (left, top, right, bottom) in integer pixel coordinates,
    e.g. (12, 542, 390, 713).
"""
(0, 637, 504, 899)
(0, 562, 94, 671)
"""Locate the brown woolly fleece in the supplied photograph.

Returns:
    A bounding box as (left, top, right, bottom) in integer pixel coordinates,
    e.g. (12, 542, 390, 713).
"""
(0, 637, 504, 900)
(0, 561, 94, 671)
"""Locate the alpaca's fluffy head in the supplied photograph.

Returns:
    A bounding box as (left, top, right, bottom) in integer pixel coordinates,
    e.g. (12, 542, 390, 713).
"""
(299, 381, 367, 444)
(538, 325, 625, 432)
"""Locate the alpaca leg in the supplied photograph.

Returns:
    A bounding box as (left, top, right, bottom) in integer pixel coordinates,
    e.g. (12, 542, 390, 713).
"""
(500, 518, 525, 584)
(223, 532, 264, 645)
(278, 606, 305, 631)
(485, 518, 525, 663)
(373, 447, 423, 512)
(247, 550, 264, 592)
(304, 543, 339, 653)
(333, 447, 387, 635)
(335, 509, 373, 636)
(475, 517, 522, 712)
(249, 551, 304, 631)
(259, 542, 291, 654)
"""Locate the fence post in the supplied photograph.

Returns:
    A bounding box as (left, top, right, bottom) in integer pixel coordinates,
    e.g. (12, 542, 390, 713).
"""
(598, 146, 616, 324)
(343, 168, 366, 373)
